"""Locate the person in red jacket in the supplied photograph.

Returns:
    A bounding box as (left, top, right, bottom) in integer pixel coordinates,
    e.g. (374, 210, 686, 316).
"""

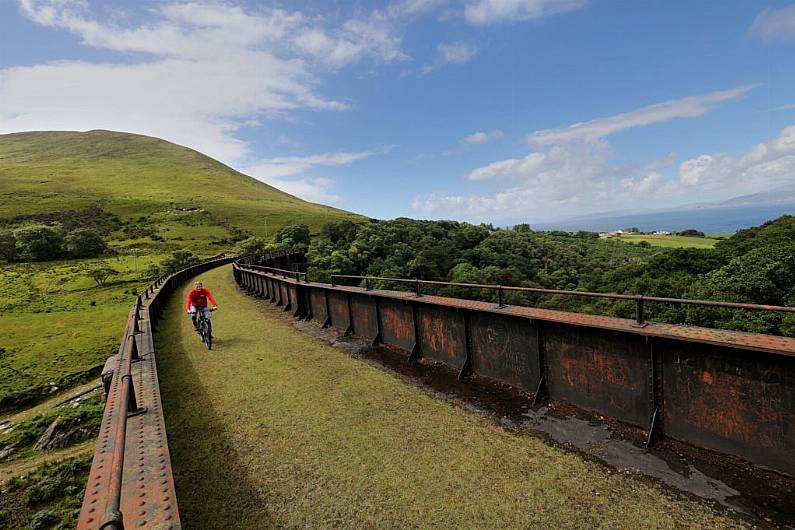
(186, 281, 218, 331)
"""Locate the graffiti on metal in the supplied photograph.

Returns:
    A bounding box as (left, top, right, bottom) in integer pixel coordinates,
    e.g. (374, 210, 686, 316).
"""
(379, 298, 416, 352)
(661, 341, 795, 476)
(470, 313, 540, 393)
(350, 294, 379, 340)
(544, 323, 651, 427)
(417, 306, 467, 370)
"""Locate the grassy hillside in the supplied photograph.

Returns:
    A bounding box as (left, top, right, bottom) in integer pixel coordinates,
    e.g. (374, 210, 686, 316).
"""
(0, 130, 360, 234)
(617, 233, 723, 249)
(0, 130, 362, 413)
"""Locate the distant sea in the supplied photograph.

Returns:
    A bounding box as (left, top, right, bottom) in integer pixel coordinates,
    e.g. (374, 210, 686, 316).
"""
(534, 203, 795, 233)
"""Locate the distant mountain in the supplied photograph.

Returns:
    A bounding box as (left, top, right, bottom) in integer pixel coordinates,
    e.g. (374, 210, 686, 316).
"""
(534, 188, 795, 233)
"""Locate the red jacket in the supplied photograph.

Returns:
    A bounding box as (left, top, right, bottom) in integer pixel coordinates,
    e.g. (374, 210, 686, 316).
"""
(186, 288, 217, 311)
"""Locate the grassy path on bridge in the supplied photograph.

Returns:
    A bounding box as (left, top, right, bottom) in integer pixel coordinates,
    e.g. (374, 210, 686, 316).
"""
(156, 265, 743, 529)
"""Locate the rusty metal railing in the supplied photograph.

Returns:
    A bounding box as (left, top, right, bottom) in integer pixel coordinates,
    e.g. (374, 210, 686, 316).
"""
(78, 252, 241, 530)
(330, 274, 795, 327)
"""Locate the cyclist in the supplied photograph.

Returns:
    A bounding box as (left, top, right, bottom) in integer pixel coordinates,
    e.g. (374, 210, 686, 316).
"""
(186, 281, 218, 331)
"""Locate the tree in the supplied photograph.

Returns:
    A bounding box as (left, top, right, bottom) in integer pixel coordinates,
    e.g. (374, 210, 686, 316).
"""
(13, 225, 64, 261)
(160, 249, 200, 274)
(274, 224, 311, 249)
(0, 231, 16, 262)
(65, 228, 107, 258)
(320, 220, 360, 246)
(685, 243, 795, 334)
(144, 263, 161, 279)
(678, 229, 705, 237)
(88, 266, 118, 287)
(234, 236, 269, 256)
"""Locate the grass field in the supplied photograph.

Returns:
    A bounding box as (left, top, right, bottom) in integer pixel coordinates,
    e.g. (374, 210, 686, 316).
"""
(155, 265, 745, 529)
(0, 130, 361, 236)
(0, 130, 363, 414)
(617, 233, 724, 249)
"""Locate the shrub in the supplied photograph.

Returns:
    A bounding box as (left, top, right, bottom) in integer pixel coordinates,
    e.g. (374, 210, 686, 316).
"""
(0, 231, 16, 261)
(274, 224, 310, 249)
(234, 236, 269, 256)
(87, 266, 119, 287)
(144, 263, 161, 279)
(13, 225, 64, 261)
(160, 249, 200, 274)
(64, 228, 107, 258)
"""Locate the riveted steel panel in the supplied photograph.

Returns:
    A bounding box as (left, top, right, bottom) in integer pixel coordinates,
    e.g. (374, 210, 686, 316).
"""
(288, 285, 298, 313)
(661, 340, 795, 476)
(310, 288, 328, 323)
(328, 291, 350, 331)
(418, 305, 467, 371)
(470, 313, 540, 392)
(545, 323, 650, 427)
(350, 294, 378, 340)
(262, 276, 270, 298)
(268, 278, 277, 302)
(379, 299, 415, 352)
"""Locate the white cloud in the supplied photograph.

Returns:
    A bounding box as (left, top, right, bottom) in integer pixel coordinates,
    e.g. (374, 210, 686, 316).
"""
(528, 84, 759, 146)
(677, 125, 795, 193)
(750, 4, 795, 41)
(462, 129, 504, 144)
(766, 103, 795, 113)
(414, 85, 762, 221)
(244, 151, 375, 179)
(262, 176, 342, 204)
(437, 41, 477, 64)
(3, 1, 413, 204)
(464, 0, 586, 25)
(241, 150, 375, 203)
(421, 41, 478, 74)
(293, 12, 409, 70)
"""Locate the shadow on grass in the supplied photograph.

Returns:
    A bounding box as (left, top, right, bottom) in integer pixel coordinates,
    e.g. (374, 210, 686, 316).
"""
(155, 291, 276, 529)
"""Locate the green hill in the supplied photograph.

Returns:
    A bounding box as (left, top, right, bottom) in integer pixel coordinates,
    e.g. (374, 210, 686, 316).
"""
(0, 130, 360, 235)
(0, 130, 362, 414)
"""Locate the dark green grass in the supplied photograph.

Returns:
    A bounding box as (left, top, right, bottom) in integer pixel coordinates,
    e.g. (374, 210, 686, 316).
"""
(156, 265, 744, 529)
(0, 455, 91, 530)
(0, 394, 103, 464)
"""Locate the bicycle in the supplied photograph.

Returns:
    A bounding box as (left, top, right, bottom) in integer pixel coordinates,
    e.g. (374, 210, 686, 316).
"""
(194, 307, 216, 350)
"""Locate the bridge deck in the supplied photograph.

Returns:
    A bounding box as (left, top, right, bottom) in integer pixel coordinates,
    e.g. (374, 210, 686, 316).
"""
(154, 265, 743, 528)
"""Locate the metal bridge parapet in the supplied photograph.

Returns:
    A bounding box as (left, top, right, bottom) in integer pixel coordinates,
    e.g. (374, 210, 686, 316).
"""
(235, 256, 795, 479)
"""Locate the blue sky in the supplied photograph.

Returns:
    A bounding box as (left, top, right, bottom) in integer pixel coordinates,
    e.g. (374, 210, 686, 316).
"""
(1, 1, 794, 224)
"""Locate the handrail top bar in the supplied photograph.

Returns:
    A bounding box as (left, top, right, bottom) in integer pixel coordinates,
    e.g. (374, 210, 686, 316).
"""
(329, 274, 795, 314)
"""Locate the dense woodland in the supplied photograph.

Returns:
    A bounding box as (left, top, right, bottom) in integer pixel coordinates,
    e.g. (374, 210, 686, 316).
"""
(277, 216, 795, 337)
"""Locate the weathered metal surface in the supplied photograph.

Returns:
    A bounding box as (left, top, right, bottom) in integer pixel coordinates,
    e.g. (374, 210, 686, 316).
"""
(417, 305, 468, 370)
(661, 340, 795, 476)
(545, 323, 651, 427)
(350, 293, 379, 340)
(288, 284, 299, 314)
(328, 291, 350, 331)
(378, 298, 416, 352)
(470, 313, 540, 392)
(309, 287, 329, 324)
(241, 264, 795, 478)
(280, 282, 290, 309)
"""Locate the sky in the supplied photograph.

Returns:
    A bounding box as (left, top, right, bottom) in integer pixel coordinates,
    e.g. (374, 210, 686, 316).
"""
(1, 0, 794, 225)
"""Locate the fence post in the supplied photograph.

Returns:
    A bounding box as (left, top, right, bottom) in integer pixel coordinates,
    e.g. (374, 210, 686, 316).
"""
(415, 279, 422, 297)
(634, 295, 645, 326)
